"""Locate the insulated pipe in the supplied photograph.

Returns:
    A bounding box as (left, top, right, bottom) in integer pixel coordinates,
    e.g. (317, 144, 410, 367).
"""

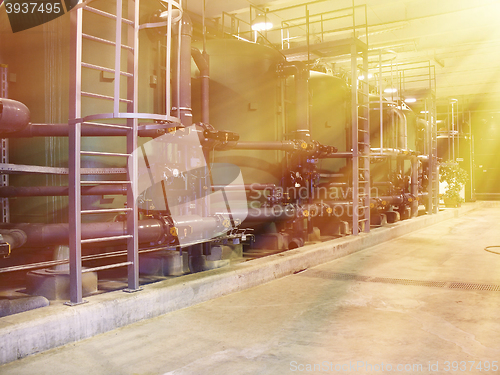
(4, 123, 168, 138)
(191, 47, 209, 124)
(0, 229, 27, 249)
(211, 184, 276, 191)
(390, 107, 407, 149)
(0, 98, 30, 133)
(0, 220, 165, 247)
(0, 185, 128, 197)
(278, 62, 310, 139)
(172, 13, 193, 126)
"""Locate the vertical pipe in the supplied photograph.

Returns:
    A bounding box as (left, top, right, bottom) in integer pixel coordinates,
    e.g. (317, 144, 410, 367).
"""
(469, 110, 474, 201)
(165, 1, 173, 117)
(425, 98, 432, 214)
(281, 25, 284, 50)
(452, 100, 455, 161)
(411, 155, 418, 217)
(68, 7, 83, 305)
(379, 50, 383, 154)
(446, 102, 452, 161)
(172, 14, 193, 126)
(306, 7, 310, 63)
(202, 0, 206, 53)
(320, 14, 324, 41)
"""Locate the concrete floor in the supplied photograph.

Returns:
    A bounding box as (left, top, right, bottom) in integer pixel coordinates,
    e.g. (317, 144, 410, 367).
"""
(2, 204, 500, 374)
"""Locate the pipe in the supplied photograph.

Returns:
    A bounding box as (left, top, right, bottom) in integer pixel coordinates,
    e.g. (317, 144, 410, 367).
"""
(0, 185, 128, 197)
(390, 107, 407, 149)
(0, 98, 30, 133)
(278, 62, 310, 139)
(211, 184, 276, 191)
(4, 123, 168, 138)
(0, 229, 27, 249)
(231, 140, 298, 151)
(172, 13, 193, 126)
(0, 220, 165, 247)
(191, 47, 209, 124)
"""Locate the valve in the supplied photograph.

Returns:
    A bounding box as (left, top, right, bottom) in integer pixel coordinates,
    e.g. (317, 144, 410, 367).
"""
(203, 129, 239, 143)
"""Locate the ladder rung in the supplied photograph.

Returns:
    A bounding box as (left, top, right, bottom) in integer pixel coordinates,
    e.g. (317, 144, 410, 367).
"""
(81, 181, 132, 185)
(358, 129, 369, 133)
(81, 62, 133, 78)
(84, 6, 134, 25)
(81, 91, 133, 104)
(83, 122, 131, 130)
(358, 218, 369, 222)
(82, 261, 132, 273)
(358, 142, 369, 145)
(82, 33, 134, 51)
(81, 235, 133, 244)
(81, 208, 133, 214)
(81, 151, 131, 157)
(358, 117, 368, 121)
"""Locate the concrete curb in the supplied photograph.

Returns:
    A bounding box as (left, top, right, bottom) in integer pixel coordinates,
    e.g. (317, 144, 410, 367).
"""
(0, 204, 477, 365)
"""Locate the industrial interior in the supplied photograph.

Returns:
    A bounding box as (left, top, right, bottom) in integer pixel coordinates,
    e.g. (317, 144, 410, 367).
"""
(1, 0, 500, 370)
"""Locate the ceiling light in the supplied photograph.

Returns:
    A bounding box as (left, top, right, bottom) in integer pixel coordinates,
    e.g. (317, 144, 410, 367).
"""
(251, 14, 273, 31)
(405, 98, 417, 103)
(384, 88, 397, 93)
(358, 73, 373, 81)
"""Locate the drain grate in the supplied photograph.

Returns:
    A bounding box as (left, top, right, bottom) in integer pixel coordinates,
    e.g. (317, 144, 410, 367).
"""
(448, 282, 500, 291)
(300, 270, 500, 292)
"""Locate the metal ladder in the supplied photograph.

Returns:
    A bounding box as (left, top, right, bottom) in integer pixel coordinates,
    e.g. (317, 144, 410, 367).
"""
(67, 0, 141, 305)
(0, 64, 9, 224)
(351, 40, 371, 235)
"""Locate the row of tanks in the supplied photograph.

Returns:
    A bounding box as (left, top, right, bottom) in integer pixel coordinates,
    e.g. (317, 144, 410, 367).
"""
(0, 1, 433, 299)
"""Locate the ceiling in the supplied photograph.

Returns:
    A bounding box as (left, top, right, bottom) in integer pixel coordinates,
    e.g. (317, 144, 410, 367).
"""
(185, 0, 500, 106)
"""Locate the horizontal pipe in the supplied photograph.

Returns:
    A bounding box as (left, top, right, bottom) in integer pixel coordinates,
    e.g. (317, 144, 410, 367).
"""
(0, 220, 164, 247)
(230, 141, 298, 151)
(320, 152, 353, 158)
(0, 185, 128, 197)
(0, 229, 27, 249)
(211, 184, 276, 191)
(5, 123, 168, 138)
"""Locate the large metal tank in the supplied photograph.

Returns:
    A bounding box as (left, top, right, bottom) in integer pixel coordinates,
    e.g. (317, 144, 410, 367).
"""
(192, 39, 286, 185)
(308, 71, 348, 173)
